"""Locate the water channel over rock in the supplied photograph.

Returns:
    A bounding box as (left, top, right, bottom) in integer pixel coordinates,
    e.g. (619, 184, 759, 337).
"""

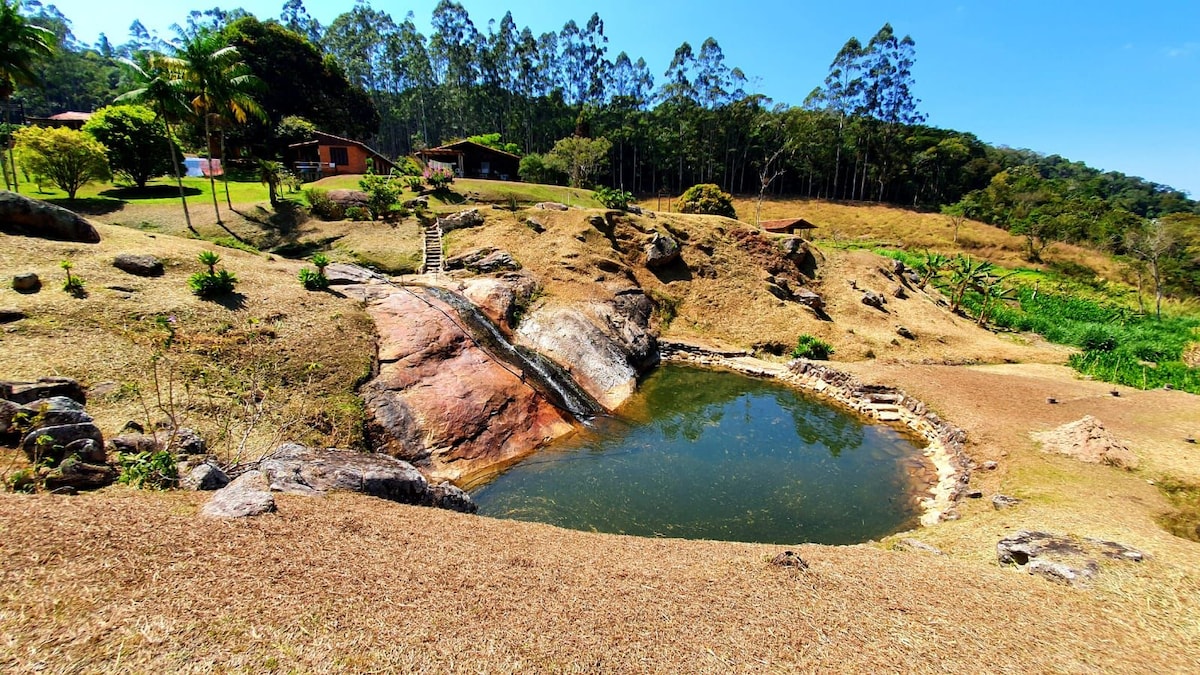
(471, 364, 932, 545)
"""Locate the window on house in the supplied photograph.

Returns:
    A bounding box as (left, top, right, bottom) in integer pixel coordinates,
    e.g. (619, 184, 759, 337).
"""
(329, 146, 349, 166)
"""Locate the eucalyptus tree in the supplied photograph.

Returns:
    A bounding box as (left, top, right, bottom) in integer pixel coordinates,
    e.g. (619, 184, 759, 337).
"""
(805, 37, 863, 200)
(429, 0, 482, 138)
(0, 0, 57, 191)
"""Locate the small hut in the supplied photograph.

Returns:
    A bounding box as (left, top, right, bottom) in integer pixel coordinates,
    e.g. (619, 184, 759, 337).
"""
(760, 218, 818, 238)
(288, 130, 396, 180)
(416, 140, 520, 181)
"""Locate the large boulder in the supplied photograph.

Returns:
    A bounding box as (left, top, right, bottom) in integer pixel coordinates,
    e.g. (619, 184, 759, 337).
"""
(326, 189, 369, 208)
(202, 470, 277, 518)
(0, 191, 100, 243)
(356, 287, 574, 484)
(1032, 416, 1138, 470)
(439, 208, 485, 232)
(180, 461, 230, 491)
(459, 273, 539, 330)
(643, 233, 681, 269)
(258, 443, 430, 504)
(112, 253, 164, 277)
(516, 294, 659, 411)
(17, 396, 93, 428)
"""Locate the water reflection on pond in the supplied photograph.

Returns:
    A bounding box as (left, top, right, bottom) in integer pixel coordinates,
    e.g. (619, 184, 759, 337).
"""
(471, 364, 931, 544)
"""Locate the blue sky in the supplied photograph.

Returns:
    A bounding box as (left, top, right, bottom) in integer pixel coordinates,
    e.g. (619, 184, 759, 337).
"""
(40, 0, 1200, 196)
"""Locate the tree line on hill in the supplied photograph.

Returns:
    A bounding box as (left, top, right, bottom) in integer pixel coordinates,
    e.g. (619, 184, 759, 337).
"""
(4, 0, 1198, 293)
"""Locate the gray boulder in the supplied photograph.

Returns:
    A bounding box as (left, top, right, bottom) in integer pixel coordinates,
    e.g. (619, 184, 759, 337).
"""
(534, 201, 568, 211)
(862, 291, 887, 310)
(113, 253, 164, 277)
(439, 208, 485, 232)
(17, 396, 93, 428)
(1, 376, 86, 405)
(445, 247, 522, 273)
(896, 326, 916, 340)
(422, 482, 479, 513)
(794, 289, 826, 312)
(0, 190, 101, 243)
(180, 461, 230, 491)
(21, 422, 105, 464)
(258, 443, 432, 505)
(992, 494, 1022, 510)
(326, 189, 369, 208)
(644, 233, 681, 269)
(12, 273, 41, 292)
(202, 470, 277, 518)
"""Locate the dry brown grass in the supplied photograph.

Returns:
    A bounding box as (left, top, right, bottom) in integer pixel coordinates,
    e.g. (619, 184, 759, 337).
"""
(0, 223, 375, 462)
(2, 489, 1199, 673)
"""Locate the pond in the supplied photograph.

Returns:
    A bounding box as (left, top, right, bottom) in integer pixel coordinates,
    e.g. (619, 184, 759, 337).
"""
(470, 364, 933, 545)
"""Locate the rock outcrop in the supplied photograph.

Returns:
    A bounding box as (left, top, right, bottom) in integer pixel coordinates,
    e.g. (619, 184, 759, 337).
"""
(439, 208, 485, 232)
(459, 273, 539, 330)
(0, 191, 100, 243)
(335, 279, 575, 484)
(445, 247, 522, 273)
(1032, 416, 1138, 470)
(1, 379, 114, 492)
(643, 233, 681, 269)
(997, 530, 1145, 586)
(516, 293, 659, 410)
(201, 470, 277, 518)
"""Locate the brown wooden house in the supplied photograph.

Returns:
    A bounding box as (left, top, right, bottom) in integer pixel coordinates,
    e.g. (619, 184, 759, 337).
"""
(288, 130, 396, 179)
(760, 218, 818, 237)
(416, 140, 520, 180)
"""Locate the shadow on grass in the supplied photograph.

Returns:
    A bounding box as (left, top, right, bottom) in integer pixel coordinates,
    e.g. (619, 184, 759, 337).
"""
(100, 185, 202, 200)
(43, 197, 124, 216)
(204, 291, 247, 310)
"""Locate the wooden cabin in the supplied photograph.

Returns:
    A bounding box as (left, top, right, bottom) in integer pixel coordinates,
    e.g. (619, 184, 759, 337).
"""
(416, 140, 520, 181)
(288, 130, 396, 180)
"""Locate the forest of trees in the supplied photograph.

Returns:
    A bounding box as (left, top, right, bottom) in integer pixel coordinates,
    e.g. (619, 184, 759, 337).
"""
(7, 1, 1199, 235)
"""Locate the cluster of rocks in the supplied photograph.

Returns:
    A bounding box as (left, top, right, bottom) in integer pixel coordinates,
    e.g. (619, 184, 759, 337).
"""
(439, 208, 486, 232)
(202, 443, 477, 518)
(997, 530, 1145, 586)
(1, 377, 113, 492)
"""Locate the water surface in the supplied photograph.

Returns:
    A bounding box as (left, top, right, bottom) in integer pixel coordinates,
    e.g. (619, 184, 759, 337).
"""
(472, 364, 930, 544)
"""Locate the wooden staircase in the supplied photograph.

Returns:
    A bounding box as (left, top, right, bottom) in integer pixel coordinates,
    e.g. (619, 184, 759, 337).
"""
(422, 221, 444, 274)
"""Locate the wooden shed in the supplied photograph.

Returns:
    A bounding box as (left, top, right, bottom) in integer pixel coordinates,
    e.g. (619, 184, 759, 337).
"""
(416, 140, 520, 181)
(760, 218, 818, 237)
(288, 130, 396, 180)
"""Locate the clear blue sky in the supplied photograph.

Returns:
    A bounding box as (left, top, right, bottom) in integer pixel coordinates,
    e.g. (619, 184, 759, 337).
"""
(40, 0, 1200, 196)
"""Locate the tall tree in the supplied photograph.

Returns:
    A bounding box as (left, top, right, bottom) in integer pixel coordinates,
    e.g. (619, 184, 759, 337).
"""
(0, 0, 57, 191)
(116, 55, 197, 232)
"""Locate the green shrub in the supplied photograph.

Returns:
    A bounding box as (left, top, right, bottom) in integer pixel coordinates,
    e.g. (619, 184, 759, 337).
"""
(304, 188, 344, 220)
(345, 205, 370, 221)
(677, 183, 736, 219)
(115, 449, 178, 489)
(299, 267, 329, 290)
(403, 175, 423, 191)
(394, 157, 423, 177)
(359, 172, 402, 219)
(594, 186, 634, 210)
(1079, 325, 1118, 352)
(518, 152, 564, 185)
(189, 250, 238, 297)
(792, 334, 834, 360)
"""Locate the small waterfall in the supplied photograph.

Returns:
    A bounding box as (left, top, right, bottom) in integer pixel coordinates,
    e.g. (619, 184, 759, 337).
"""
(422, 286, 603, 420)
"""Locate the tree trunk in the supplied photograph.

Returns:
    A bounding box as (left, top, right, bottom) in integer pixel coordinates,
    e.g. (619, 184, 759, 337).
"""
(205, 114, 221, 224)
(161, 115, 195, 234)
(221, 129, 232, 209)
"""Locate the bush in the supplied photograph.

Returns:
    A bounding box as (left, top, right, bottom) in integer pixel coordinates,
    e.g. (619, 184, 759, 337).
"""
(298, 267, 329, 290)
(13, 125, 111, 199)
(82, 104, 179, 188)
(423, 167, 454, 190)
(518, 152, 565, 185)
(115, 449, 178, 489)
(189, 250, 238, 297)
(792, 334, 834, 360)
(594, 186, 634, 210)
(394, 156, 423, 177)
(677, 183, 736, 219)
(304, 188, 345, 220)
(345, 205, 370, 221)
(1078, 325, 1118, 352)
(403, 175, 423, 191)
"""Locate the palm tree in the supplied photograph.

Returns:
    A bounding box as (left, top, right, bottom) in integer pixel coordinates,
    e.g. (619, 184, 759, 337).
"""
(160, 31, 264, 224)
(256, 158, 283, 206)
(0, 0, 56, 192)
(116, 56, 196, 233)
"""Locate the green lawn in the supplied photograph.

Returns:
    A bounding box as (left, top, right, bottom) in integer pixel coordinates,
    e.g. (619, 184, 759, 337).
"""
(6, 173, 275, 212)
(310, 175, 604, 209)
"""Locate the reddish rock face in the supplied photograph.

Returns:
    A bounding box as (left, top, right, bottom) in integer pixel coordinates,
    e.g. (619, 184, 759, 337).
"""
(360, 288, 575, 485)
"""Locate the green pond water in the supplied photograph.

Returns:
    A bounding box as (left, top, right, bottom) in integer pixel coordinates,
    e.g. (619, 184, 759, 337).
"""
(471, 364, 931, 545)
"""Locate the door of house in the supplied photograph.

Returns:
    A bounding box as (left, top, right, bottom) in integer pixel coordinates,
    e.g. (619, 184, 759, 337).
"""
(480, 161, 490, 178)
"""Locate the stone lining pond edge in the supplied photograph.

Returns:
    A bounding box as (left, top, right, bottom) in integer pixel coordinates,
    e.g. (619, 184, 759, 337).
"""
(658, 340, 972, 526)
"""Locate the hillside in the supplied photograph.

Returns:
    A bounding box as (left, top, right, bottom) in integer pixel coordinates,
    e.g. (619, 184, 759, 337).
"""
(3, 187, 1200, 671)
